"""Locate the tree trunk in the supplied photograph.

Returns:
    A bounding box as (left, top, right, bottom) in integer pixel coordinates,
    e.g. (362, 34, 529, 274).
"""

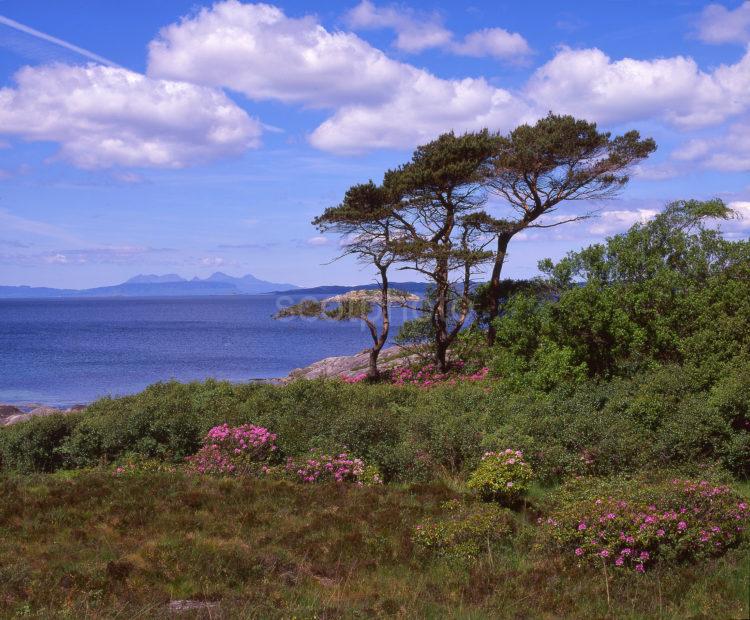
(366, 265, 390, 380)
(435, 338, 449, 373)
(486, 233, 512, 346)
(433, 267, 450, 372)
(367, 348, 381, 380)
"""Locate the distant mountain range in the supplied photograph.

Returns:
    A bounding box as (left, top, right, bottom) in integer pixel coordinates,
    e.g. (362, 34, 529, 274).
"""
(0, 272, 299, 299)
(0, 274, 432, 299)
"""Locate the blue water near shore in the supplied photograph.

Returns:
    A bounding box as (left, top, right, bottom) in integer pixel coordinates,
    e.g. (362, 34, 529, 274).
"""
(0, 295, 416, 407)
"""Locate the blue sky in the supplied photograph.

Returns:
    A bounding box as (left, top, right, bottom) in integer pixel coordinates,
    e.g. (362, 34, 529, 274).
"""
(0, 0, 748, 288)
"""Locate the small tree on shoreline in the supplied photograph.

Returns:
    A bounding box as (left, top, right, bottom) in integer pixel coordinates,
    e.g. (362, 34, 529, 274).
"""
(301, 182, 406, 379)
(275, 288, 418, 379)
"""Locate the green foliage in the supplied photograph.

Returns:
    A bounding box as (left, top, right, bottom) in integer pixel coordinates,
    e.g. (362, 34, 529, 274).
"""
(275, 299, 324, 318)
(0, 413, 82, 473)
(489, 199, 749, 382)
(412, 500, 514, 563)
(0, 361, 747, 480)
(467, 449, 533, 503)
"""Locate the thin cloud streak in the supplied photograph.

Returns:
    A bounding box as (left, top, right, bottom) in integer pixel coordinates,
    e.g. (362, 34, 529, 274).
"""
(0, 14, 120, 67)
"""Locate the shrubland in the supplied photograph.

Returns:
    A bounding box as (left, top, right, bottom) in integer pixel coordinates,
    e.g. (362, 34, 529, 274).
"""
(0, 200, 748, 617)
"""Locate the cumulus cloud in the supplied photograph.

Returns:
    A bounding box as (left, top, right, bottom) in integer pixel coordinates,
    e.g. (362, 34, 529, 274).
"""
(344, 0, 451, 52)
(587, 209, 659, 235)
(145, 2, 750, 155)
(526, 46, 750, 129)
(698, 1, 750, 44)
(149, 2, 405, 108)
(673, 119, 750, 171)
(310, 74, 527, 152)
(344, 1, 531, 59)
(451, 28, 532, 59)
(0, 63, 262, 169)
(147, 1, 529, 152)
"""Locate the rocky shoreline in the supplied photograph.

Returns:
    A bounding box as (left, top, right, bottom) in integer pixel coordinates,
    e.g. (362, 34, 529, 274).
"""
(282, 345, 419, 381)
(1, 346, 417, 426)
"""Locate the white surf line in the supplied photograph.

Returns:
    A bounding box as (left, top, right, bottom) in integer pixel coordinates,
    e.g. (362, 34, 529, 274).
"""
(0, 14, 120, 67)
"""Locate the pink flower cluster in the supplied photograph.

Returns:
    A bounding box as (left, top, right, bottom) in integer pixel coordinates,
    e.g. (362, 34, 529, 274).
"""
(187, 423, 277, 475)
(390, 361, 489, 388)
(340, 373, 368, 384)
(546, 478, 749, 573)
(286, 451, 381, 485)
(339, 360, 490, 387)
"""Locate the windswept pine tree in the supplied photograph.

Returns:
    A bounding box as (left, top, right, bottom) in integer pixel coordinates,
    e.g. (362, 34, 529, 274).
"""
(475, 114, 656, 345)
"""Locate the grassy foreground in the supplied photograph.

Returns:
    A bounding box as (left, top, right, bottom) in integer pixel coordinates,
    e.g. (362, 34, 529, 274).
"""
(1, 470, 747, 619)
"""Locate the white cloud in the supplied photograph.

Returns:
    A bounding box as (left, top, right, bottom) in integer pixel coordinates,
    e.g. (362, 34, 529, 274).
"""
(673, 119, 750, 171)
(145, 2, 750, 155)
(451, 28, 532, 59)
(306, 235, 329, 246)
(310, 74, 527, 153)
(526, 46, 750, 129)
(588, 209, 659, 235)
(200, 256, 226, 267)
(148, 1, 529, 153)
(729, 200, 750, 215)
(149, 1, 404, 108)
(344, 1, 531, 59)
(632, 163, 684, 180)
(344, 0, 451, 53)
(0, 63, 262, 169)
(698, 1, 750, 44)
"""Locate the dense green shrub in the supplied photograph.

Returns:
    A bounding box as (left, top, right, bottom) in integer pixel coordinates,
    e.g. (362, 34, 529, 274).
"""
(488, 200, 749, 382)
(412, 499, 514, 563)
(0, 413, 82, 473)
(467, 449, 533, 503)
(542, 475, 749, 572)
(0, 364, 747, 479)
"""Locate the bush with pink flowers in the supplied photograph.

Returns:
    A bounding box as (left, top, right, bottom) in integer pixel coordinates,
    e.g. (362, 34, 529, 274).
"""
(340, 372, 369, 384)
(340, 361, 489, 387)
(390, 360, 489, 387)
(467, 449, 533, 503)
(543, 476, 749, 572)
(186, 423, 277, 476)
(285, 449, 382, 486)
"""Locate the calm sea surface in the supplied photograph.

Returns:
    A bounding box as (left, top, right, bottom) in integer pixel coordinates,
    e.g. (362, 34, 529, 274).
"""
(0, 296, 416, 407)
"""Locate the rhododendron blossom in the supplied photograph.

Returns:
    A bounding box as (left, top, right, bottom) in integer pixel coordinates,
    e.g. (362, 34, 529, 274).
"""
(285, 450, 382, 486)
(187, 423, 277, 476)
(545, 478, 749, 573)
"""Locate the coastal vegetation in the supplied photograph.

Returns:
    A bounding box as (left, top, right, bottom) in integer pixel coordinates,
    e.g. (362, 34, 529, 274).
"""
(1, 118, 748, 617)
(298, 114, 656, 375)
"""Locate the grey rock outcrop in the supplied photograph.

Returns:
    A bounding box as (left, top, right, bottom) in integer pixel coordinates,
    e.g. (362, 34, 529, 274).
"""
(284, 345, 421, 381)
